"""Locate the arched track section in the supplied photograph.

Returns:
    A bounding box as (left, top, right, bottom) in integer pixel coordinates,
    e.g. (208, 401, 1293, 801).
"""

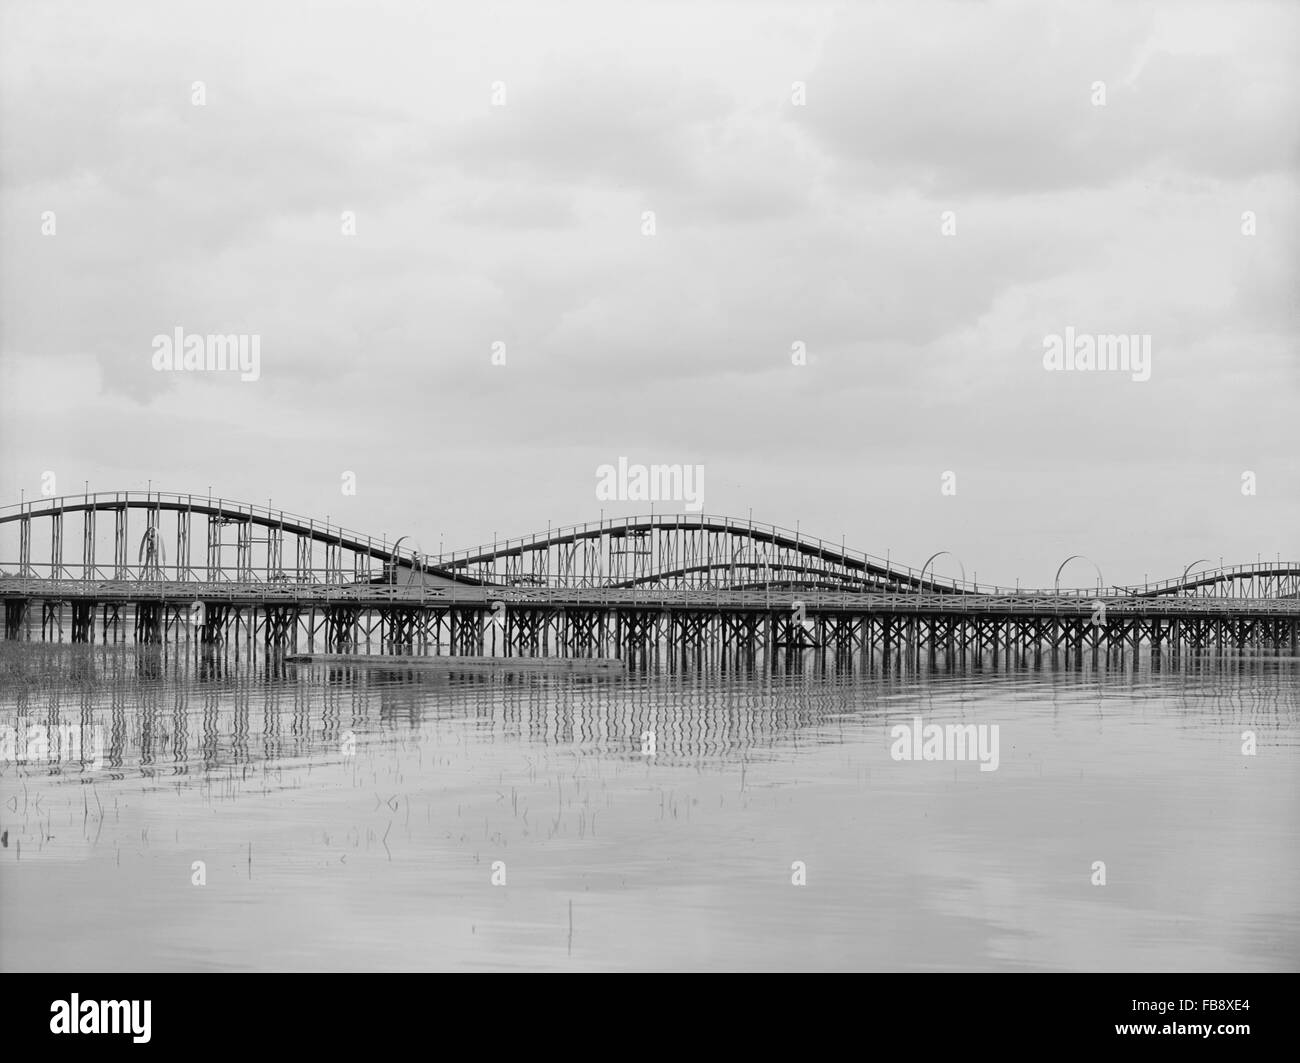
(1122, 564, 1300, 599)
(440, 514, 977, 592)
(415, 514, 1300, 597)
(1, 494, 1296, 596)
(0, 492, 470, 586)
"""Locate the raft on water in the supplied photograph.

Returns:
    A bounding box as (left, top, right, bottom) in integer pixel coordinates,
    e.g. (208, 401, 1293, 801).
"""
(283, 653, 625, 674)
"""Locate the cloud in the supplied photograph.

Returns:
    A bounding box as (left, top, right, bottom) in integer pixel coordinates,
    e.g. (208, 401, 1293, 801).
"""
(799, 1, 1299, 195)
(0, 0, 1296, 581)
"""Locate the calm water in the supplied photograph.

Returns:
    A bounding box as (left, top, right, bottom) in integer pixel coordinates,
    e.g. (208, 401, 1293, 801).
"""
(1, 643, 1297, 971)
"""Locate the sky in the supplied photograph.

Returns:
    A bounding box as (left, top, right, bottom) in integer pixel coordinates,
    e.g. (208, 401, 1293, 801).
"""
(1, 0, 1296, 587)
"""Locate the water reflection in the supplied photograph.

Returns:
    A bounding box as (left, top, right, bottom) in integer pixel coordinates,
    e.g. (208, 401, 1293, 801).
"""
(0, 642, 1296, 971)
(6, 645, 1294, 772)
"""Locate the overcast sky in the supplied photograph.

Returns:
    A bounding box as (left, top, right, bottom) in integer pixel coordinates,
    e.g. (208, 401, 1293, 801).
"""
(1, 0, 1296, 586)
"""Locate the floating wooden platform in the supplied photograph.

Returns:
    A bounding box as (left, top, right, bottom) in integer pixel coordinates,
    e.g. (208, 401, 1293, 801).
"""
(283, 652, 625, 673)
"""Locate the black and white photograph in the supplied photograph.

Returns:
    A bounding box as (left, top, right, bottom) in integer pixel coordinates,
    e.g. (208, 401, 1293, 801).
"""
(0, 0, 1295, 1036)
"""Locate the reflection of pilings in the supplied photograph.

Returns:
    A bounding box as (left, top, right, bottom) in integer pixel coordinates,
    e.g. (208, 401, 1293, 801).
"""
(110, 665, 128, 771)
(4, 642, 1296, 786)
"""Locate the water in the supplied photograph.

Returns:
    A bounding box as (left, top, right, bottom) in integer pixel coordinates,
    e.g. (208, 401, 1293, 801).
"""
(1, 643, 1297, 971)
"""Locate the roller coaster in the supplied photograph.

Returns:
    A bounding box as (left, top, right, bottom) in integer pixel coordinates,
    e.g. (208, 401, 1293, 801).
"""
(1, 491, 1297, 661)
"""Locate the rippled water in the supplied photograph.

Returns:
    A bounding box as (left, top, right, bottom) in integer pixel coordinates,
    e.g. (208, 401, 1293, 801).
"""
(1, 643, 1296, 971)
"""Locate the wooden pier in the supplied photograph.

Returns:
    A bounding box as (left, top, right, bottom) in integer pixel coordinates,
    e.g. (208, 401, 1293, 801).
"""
(2, 491, 1297, 668)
